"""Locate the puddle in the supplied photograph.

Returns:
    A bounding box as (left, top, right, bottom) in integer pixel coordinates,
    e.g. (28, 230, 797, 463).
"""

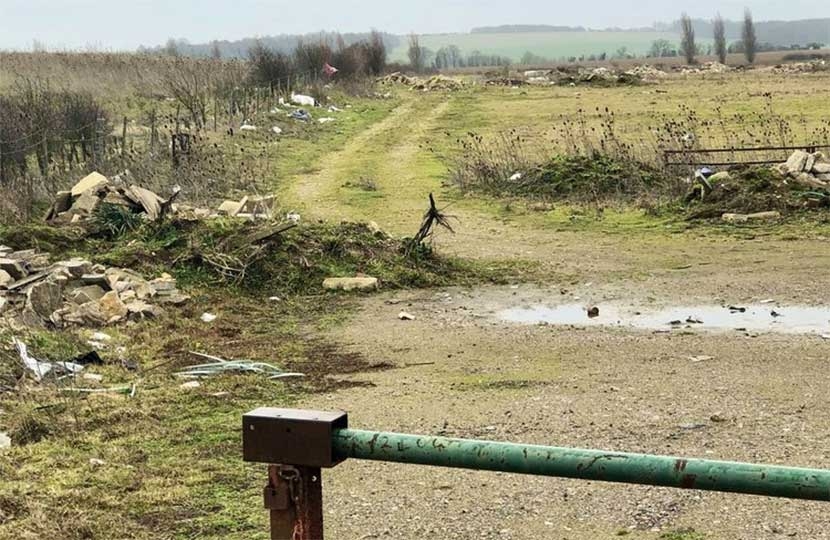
(498, 303, 830, 335)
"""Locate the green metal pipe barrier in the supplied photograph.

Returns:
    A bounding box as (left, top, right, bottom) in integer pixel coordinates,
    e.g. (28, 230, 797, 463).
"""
(333, 428, 830, 501)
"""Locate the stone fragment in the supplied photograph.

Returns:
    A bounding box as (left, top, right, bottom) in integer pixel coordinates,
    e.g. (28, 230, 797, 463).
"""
(322, 277, 379, 291)
(71, 171, 109, 197)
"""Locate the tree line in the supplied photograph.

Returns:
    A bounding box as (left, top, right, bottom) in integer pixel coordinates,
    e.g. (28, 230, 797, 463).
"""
(407, 36, 511, 72)
(679, 10, 758, 64)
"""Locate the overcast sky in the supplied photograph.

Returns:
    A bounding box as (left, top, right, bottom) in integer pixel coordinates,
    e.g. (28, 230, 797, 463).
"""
(1, 0, 828, 50)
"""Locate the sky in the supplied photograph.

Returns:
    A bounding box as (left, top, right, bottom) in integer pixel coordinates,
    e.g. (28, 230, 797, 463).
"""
(1, 0, 828, 51)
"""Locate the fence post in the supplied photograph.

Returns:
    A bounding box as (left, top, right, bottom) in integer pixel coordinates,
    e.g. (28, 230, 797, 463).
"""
(121, 116, 128, 157)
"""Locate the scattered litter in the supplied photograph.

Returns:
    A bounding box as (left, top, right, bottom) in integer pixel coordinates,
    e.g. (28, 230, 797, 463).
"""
(679, 423, 707, 430)
(509, 172, 523, 181)
(269, 296, 281, 302)
(178, 352, 304, 379)
(689, 355, 714, 363)
(398, 311, 415, 321)
(240, 124, 258, 132)
(72, 351, 104, 365)
(82, 373, 103, 383)
(760, 299, 776, 304)
(89, 458, 106, 467)
(728, 306, 747, 313)
(327, 105, 343, 113)
(287, 211, 301, 223)
(710, 413, 728, 423)
(290, 93, 316, 107)
(290, 109, 312, 122)
(0, 432, 10, 450)
(91, 332, 112, 342)
(771, 310, 782, 318)
(200, 312, 218, 323)
(180, 380, 201, 390)
(14, 338, 54, 381)
(271, 126, 283, 134)
(318, 117, 336, 124)
(685, 316, 703, 324)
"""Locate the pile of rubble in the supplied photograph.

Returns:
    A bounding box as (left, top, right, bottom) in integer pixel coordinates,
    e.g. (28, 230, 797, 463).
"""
(624, 64, 668, 80)
(377, 72, 465, 92)
(766, 60, 828, 74)
(45, 172, 179, 224)
(774, 150, 830, 188)
(217, 195, 275, 219)
(680, 62, 731, 74)
(0, 247, 187, 328)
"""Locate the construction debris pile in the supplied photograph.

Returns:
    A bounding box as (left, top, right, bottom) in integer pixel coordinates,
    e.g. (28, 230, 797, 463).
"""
(624, 64, 669, 80)
(378, 72, 465, 91)
(774, 150, 830, 189)
(680, 62, 731, 75)
(766, 59, 829, 74)
(0, 247, 187, 328)
(45, 172, 179, 224)
(516, 66, 648, 86)
(217, 195, 275, 219)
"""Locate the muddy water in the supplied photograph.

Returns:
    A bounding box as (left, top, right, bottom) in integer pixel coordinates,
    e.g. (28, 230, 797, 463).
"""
(498, 303, 830, 335)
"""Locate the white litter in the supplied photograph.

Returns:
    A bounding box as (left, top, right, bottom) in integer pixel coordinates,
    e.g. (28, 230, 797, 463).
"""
(83, 373, 104, 383)
(269, 296, 282, 302)
(291, 93, 316, 107)
(318, 117, 335, 124)
(240, 124, 258, 132)
(271, 126, 283, 134)
(0, 432, 10, 450)
(13, 338, 52, 381)
(91, 332, 112, 342)
(509, 172, 523, 181)
(200, 312, 218, 323)
(328, 105, 343, 112)
(180, 380, 201, 389)
(287, 211, 301, 223)
(89, 458, 106, 467)
(760, 299, 776, 304)
(398, 311, 416, 321)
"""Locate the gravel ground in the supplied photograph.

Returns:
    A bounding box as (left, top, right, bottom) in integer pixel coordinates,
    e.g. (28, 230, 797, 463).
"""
(300, 281, 830, 539)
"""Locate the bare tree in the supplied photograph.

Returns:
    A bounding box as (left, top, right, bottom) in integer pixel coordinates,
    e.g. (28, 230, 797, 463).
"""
(742, 9, 757, 64)
(366, 30, 387, 76)
(162, 58, 211, 129)
(164, 38, 180, 57)
(679, 13, 696, 65)
(713, 14, 727, 64)
(210, 40, 222, 60)
(408, 34, 424, 73)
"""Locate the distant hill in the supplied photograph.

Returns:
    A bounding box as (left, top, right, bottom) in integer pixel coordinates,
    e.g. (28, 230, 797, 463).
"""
(472, 25, 587, 33)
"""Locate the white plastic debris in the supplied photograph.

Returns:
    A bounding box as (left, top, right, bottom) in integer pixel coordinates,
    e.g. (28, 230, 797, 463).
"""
(328, 105, 343, 112)
(318, 117, 335, 124)
(180, 380, 201, 389)
(91, 332, 112, 342)
(240, 124, 258, 132)
(398, 311, 416, 321)
(271, 126, 283, 134)
(89, 458, 106, 467)
(14, 338, 54, 381)
(0, 432, 10, 450)
(291, 93, 316, 107)
(287, 211, 301, 223)
(178, 351, 304, 380)
(83, 373, 104, 383)
(269, 296, 282, 302)
(200, 312, 218, 323)
(509, 172, 523, 181)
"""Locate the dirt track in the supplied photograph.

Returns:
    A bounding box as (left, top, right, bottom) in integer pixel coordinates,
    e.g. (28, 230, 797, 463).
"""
(279, 89, 830, 539)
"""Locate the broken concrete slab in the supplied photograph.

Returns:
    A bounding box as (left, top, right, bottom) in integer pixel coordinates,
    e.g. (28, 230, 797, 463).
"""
(785, 150, 809, 175)
(71, 172, 109, 197)
(0, 259, 26, 280)
(0, 269, 12, 288)
(125, 185, 163, 220)
(722, 211, 782, 223)
(322, 277, 379, 291)
(56, 259, 93, 279)
(98, 291, 129, 323)
(70, 285, 107, 305)
(70, 191, 102, 215)
(26, 280, 64, 320)
(126, 300, 165, 319)
(813, 163, 830, 174)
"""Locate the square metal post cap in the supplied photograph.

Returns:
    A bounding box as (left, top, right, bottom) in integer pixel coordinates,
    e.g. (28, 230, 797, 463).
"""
(243, 408, 348, 467)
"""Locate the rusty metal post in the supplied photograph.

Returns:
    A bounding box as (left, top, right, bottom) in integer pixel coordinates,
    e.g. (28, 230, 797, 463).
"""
(263, 464, 324, 539)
